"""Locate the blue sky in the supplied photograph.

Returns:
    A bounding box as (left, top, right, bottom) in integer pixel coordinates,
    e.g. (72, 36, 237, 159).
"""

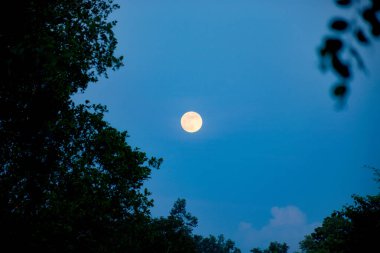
(76, 0, 380, 252)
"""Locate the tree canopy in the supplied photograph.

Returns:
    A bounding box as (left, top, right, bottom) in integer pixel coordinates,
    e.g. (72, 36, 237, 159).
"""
(299, 169, 380, 253)
(250, 241, 289, 253)
(0, 1, 161, 252)
(194, 234, 242, 253)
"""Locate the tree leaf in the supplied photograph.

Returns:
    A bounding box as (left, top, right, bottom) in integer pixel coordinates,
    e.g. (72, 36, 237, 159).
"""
(330, 18, 349, 31)
(332, 84, 348, 97)
(362, 8, 380, 36)
(322, 38, 343, 55)
(355, 29, 370, 44)
(335, 0, 352, 6)
(371, 25, 380, 37)
(332, 55, 350, 78)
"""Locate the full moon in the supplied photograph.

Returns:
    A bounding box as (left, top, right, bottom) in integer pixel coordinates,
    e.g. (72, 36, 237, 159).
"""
(181, 111, 203, 133)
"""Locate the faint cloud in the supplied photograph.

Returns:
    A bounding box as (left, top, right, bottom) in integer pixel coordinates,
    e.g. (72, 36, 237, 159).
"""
(237, 206, 320, 252)
(239, 221, 253, 230)
(269, 206, 306, 226)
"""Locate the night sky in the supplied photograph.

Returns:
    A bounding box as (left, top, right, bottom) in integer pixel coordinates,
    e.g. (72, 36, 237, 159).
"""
(75, 1, 380, 252)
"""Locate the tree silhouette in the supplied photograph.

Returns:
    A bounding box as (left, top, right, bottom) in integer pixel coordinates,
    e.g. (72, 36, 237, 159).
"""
(299, 169, 380, 253)
(250, 241, 289, 253)
(194, 234, 242, 253)
(140, 199, 199, 253)
(0, 1, 162, 252)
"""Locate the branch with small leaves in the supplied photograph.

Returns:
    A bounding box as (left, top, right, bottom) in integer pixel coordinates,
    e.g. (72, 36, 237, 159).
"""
(319, 0, 380, 104)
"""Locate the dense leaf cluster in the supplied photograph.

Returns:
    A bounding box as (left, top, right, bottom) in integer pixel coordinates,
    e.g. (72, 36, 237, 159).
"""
(299, 169, 380, 253)
(0, 1, 158, 252)
(194, 234, 242, 253)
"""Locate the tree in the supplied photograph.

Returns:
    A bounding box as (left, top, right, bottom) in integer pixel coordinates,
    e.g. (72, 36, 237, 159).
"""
(268, 241, 289, 253)
(140, 199, 198, 253)
(251, 248, 264, 253)
(0, 1, 162, 252)
(250, 241, 289, 253)
(138, 198, 241, 253)
(318, 0, 380, 103)
(194, 234, 241, 253)
(2, 102, 163, 252)
(299, 169, 380, 253)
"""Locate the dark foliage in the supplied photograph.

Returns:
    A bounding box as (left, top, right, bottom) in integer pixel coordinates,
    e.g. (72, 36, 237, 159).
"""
(194, 234, 241, 253)
(0, 2, 242, 251)
(330, 19, 349, 31)
(250, 241, 289, 253)
(140, 199, 198, 253)
(335, 0, 352, 6)
(0, 1, 164, 252)
(319, 0, 380, 104)
(299, 169, 380, 253)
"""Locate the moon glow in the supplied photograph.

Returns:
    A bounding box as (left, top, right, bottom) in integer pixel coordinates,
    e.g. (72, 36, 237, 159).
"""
(181, 111, 203, 133)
